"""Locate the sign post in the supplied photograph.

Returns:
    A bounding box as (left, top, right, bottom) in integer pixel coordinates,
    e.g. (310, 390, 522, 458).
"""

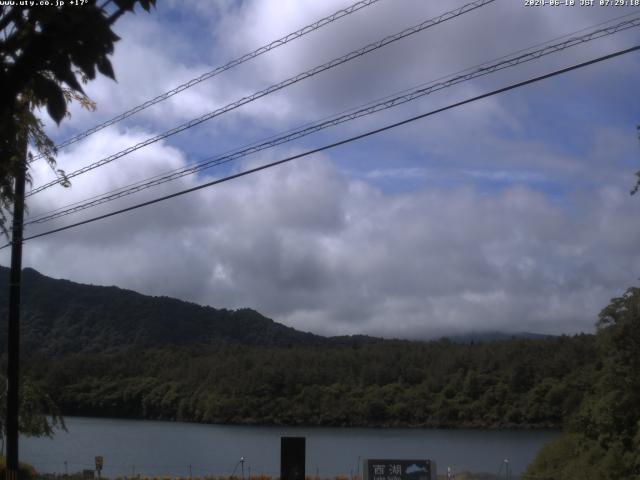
(363, 459, 436, 480)
(95, 456, 103, 480)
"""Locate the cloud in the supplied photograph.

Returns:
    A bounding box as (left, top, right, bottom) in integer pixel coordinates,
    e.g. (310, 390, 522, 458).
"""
(206, 0, 640, 128)
(9, 140, 640, 339)
(6, 1, 640, 340)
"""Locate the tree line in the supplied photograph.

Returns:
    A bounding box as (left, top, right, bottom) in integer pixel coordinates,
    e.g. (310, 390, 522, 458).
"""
(525, 287, 640, 479)
(21, 334, 596, 429)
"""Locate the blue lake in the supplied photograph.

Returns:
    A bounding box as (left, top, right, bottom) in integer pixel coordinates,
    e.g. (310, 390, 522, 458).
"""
(22, 417, 558, 478)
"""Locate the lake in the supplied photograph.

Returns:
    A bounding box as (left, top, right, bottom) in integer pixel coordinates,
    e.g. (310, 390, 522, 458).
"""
(21, 417, 558, 478)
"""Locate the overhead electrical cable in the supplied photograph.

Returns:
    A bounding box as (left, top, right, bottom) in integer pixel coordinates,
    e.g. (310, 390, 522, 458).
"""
(30, 0, 382, 162)
(6, 45, 637, 248)
(27, 10, 640, 222)
(24, 15, 640, 226)
(27, 0, 495, 197)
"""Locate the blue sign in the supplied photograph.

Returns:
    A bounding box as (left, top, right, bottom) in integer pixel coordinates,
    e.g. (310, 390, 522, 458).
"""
(364, 459, 435, 480)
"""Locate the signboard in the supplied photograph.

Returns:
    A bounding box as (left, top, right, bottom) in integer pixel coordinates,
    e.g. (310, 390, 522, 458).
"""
(363, 459, 435, 480)
(281, 436, 305, 480)
(95, 456, 103, 471)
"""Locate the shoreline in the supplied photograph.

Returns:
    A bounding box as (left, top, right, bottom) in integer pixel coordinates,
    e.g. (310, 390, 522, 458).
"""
(57, 413, 562, 431)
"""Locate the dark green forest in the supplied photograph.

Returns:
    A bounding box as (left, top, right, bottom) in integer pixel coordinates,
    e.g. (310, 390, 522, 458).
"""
(22, 335, 596, 429)
(0, 266, 597, 429)
(0, 267, 342, 355)
(525, 287, 640, 479)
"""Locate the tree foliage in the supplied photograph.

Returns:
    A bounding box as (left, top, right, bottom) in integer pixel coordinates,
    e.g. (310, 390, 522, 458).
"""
(23, 335, 597, 430)
(0, 266, 357, 356)
(0, 373, 65, 450)
(0, 0, 156, 231)
(0, 0, 156, 443)
(0, 266, 602, 430)
(0, 456, 37, 480)
(526, 288, 640, 479)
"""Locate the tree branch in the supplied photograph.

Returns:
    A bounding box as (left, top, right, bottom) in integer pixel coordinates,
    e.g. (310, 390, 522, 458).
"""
(106, 7, 126, 25)
(0, 8, 22, 36)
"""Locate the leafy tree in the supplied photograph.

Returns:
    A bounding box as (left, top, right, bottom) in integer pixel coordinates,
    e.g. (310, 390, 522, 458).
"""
(0, 456, 37, 480)
(526, 288, 640, 479)
(0, 0, 157, 453)
(0, 0, 156, 231)
(0, 375, 65, 453)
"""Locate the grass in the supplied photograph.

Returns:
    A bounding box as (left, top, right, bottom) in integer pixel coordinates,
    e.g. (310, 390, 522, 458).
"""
(31, 473, 517, 480)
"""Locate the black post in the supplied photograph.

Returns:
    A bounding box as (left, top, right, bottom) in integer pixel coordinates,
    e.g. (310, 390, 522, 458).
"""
(6, 146, 26, 480)
(280, 437, 305, 480)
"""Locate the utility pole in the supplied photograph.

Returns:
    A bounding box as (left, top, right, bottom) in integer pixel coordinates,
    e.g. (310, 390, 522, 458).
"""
(6, 137, 26, 480)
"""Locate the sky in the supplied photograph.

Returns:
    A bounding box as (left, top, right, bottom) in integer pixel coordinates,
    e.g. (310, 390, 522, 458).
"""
(2, 0, 640, 339)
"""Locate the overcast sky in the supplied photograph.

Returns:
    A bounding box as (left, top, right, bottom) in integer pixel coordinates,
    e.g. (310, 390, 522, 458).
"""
(2, 0, 640, 339)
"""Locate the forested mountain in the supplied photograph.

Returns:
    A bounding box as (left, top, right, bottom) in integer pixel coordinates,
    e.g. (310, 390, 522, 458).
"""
(0, 267, 548, 355)
(24, 335, 596, 429)
(1, 267, 635, 477)
(0, 266, 602, 431)
(0, 267, 380, 355)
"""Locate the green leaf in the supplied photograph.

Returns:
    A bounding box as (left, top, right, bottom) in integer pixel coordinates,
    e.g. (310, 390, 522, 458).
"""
(30, 74, 67, 124)
(96, 55, 115, 80)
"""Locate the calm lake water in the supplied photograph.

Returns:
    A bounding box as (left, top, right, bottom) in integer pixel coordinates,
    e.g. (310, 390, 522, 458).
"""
(22, 417, 558, 478)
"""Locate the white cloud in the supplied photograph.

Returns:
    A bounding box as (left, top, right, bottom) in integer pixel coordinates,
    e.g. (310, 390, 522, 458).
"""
(6, 1, 640, 340)
(8, 142, 640, 339)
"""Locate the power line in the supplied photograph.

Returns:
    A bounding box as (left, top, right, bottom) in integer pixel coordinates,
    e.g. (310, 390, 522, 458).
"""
(24, 14, 640, 226)
(26, 0, 496, 197)
(7, 45, 638, 249)
(27, 11, 640, 222)
(29, 0, 382, 162)
(36, 5, 637, 213)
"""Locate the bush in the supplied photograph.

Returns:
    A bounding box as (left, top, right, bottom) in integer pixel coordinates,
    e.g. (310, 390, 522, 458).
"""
(0, 455, 37, 480)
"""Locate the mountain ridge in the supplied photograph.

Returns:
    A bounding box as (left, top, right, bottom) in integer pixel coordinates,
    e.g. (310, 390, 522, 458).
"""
(0, 266, 384, 356)
(0, 266, 551, 356)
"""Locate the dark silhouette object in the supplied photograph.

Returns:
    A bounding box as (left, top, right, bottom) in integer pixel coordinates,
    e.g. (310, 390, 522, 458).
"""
(281, 437, 305, 480)
(0, 0, 156, 225)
